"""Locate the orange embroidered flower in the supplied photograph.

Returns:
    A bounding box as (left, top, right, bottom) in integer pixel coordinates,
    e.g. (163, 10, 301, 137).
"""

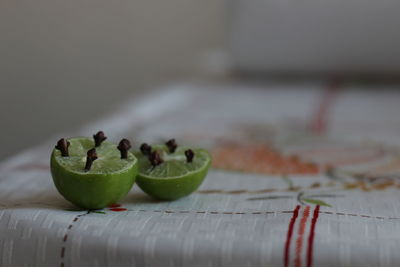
(212, 145, 319, 175)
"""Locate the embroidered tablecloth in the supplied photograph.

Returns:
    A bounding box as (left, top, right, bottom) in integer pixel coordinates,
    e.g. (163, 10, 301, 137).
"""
(2, 82, 400, 267)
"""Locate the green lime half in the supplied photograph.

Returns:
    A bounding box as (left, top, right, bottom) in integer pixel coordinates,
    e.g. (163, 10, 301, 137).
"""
(134, 145, 211, 200)
(50, 137, 138, 209)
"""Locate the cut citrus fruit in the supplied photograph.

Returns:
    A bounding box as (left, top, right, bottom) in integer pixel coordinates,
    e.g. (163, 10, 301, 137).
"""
(51, 136, 138, 209)
(134, 144, 211, 200)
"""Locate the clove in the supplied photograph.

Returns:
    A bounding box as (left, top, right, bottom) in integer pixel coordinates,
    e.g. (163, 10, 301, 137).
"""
(184, 149, 195, 163)
(55, 138, 70, 157)
(149, 151, 163, 166)
(140, 143, 152, 156)
(165, 139, 177, 153)
(93, 131, 107, 147)
(85, 148, 98, 171)
(117, 139, 131, 159)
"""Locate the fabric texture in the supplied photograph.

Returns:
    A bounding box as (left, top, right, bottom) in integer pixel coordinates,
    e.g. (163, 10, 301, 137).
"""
(1, 82, 400, 267)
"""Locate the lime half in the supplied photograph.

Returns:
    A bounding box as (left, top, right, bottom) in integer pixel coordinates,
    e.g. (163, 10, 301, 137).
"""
(134, 145, 211, 200)
(51, 137, 138, 209)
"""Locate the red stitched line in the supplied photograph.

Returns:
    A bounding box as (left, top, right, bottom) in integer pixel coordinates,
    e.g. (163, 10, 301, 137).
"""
(310, 81, 339, 134)
(294, 206, 310, 267)
(306, 205, 320, 267)
(14, 163, 50, 171)
(60, 212, 88, 267)
(284, 205, 301, 267)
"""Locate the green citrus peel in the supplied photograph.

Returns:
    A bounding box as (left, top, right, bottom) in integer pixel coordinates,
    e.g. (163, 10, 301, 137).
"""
(51, 137, 138, 209)
(134, 145, 211, 200)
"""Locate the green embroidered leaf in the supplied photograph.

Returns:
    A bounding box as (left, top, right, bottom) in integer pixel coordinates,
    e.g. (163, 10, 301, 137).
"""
(281, 175, 295, 189)
(302, 198, 332, 207)
(92, 211, 106, 214)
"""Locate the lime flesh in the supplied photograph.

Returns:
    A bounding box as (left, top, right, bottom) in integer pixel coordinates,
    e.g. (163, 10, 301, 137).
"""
(51, 137, 138, 209)
(134, 145, 211, 200)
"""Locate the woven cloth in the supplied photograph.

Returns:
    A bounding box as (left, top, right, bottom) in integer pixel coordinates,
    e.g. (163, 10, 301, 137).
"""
(1, 82, 400, 267)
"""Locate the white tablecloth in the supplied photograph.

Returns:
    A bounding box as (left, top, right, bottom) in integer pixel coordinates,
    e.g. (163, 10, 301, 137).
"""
(2, 82, 400, 267)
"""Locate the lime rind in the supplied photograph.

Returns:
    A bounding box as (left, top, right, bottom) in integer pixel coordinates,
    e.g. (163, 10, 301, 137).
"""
(134, 145, 211, 200)
(51, 137, 138, 209)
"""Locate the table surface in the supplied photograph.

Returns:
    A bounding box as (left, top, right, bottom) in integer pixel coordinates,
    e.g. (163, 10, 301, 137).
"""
(2, 82, 400, 267)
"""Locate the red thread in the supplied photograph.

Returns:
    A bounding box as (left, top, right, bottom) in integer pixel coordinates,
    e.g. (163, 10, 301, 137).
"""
(310, 81, 339, 134)
(108, 203, 121, 208)
(15, 163, 50, 171)
(110, 208, 127, 212)
(294, 206, 311, 267)
(284, 205, 301, 267)
(306, 205, 320, 267)
(60, 212, 89, 267)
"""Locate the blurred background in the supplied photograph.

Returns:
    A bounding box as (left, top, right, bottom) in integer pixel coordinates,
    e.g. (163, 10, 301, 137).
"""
(0, 1, 225, 160)
(2, 0, 400, 160)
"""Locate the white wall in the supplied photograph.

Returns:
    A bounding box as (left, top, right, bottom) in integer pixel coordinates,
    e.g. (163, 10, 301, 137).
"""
(230, 0, 400, 74)
(0, 0, 224, 160)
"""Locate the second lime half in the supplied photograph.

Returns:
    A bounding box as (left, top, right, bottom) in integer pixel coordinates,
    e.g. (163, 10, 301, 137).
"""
(134, 145, 211, 200)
